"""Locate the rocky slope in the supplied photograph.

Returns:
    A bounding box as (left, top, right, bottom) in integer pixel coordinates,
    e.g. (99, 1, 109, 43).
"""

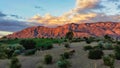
(6, 22, 120, 38)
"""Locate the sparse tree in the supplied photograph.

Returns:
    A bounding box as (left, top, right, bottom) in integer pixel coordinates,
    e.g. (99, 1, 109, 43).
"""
(65, 31, 74, 41)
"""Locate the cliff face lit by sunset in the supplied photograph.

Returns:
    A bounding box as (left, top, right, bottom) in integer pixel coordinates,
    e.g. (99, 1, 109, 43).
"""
(6, 22, 120, 39)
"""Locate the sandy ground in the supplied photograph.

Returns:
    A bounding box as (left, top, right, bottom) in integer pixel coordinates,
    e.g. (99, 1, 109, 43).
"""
(0, 42, 119, 68)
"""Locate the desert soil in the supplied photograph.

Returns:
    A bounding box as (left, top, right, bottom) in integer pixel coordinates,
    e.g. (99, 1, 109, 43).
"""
(0, 42, 119, 68)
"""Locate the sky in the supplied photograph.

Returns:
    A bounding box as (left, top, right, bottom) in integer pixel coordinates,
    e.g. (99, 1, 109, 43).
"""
(0, 0, 120, 37)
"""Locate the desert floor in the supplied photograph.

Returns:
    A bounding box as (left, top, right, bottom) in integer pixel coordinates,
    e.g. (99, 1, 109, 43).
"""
(0, 42, 119, 68)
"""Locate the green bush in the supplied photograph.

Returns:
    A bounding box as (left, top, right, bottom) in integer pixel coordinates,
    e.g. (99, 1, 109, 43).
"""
(13, 50, 21, 56)
(0, 45, 7, 59)
(103, 54, 115, 68)
(4, 48, 14, 59)
(60, 52, 71, 59)
(72, 38, 82, 42)
(116, 41, 120, 45)
(84, 37, 94, 44)
(64, 43, 70, 48)
(0, 52, 7, 59)
(10, 57, 21, 68)
(85, 39, 91, 44)
(44, 54, 53, 64)
(20, 39, 36, 49)
(36, 64, 43, 68)
(37, 42, 53, 50)
(104, 35, 113, 42)
(57, 59, 71, 68)
(114, 45, 120, 60)
(24, 49, 36, 56)
(14, 44, 25, 51)
(83, 45, 93, 51)
(98, 41, 104, 49)
(104, 43, 113, 50)
(88, 49, 104, 59)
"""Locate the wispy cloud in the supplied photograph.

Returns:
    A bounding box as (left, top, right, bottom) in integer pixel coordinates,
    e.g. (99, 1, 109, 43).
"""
(10, 14, 24, 19)
(35, 6, 45, 11)
(29, 0, 120, 27)
(0, 12, 7, 18)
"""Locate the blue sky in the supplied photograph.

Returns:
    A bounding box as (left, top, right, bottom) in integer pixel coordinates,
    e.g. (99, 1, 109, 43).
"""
(0, 0, 75, 18)
(0, 0, 120, 37)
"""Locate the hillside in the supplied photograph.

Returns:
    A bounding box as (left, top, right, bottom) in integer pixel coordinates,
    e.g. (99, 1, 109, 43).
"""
(6, 22, 120, 38)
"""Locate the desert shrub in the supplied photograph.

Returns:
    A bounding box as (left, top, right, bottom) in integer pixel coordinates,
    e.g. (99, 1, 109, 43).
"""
(104, 35, 113, 42)
(0, 45, 7, 59)
(44, 54, 53, 64)
(84, 37, 92, 44)
(0, 45, 14, 59)
(14, 44, 25, 51)
(104, 43, 113, 50)
(116, 41, 120, 44)
(8, 44, 25, 55)
(57, 59, 71, 68)
(37, 42, 53, 50)
(64, 39, 68, 42)
(0, 52, 7, 59)
(103, 54, 115, 68)
(60, 52, 71, 59)
(36, 64, 43, 68)
(83, 45, 93, 51)
(20, 39, 36, 49)
(12, 50, 21, 56)
(10, 57, 21, 68)
(88, 49, 104, 59)
(72, 38, 83, 42)
(93, 46, 102, 50)
(4, 48, 14, 59)
(85, 39, 91, 44)
(64, 42, 70, 48)
(114, 45, 120, 60)
(98, 41, 104, 49)
(24, 49, 36, 56)
(43, 44, 53, 50)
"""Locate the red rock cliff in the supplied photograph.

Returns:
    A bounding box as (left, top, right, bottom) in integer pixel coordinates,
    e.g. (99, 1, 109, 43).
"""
(6, 22, 120, 38)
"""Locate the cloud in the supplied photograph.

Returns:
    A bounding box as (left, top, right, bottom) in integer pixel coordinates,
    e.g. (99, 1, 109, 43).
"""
(29, 0, 120, 27)
(0, 12, 7, 17)
(10, 14, 24, 19)
(75, 0, 99, 10)
(35, 6, 45, 11)
(108, 0, 119, 2)
(0, 31, 13, 37)
(0, 18, 42, 32)
(29, 0, 102, 26)
(29, 13, 97, 27)
(117, 5, 120, 9)
(0, 11, 43, 37)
